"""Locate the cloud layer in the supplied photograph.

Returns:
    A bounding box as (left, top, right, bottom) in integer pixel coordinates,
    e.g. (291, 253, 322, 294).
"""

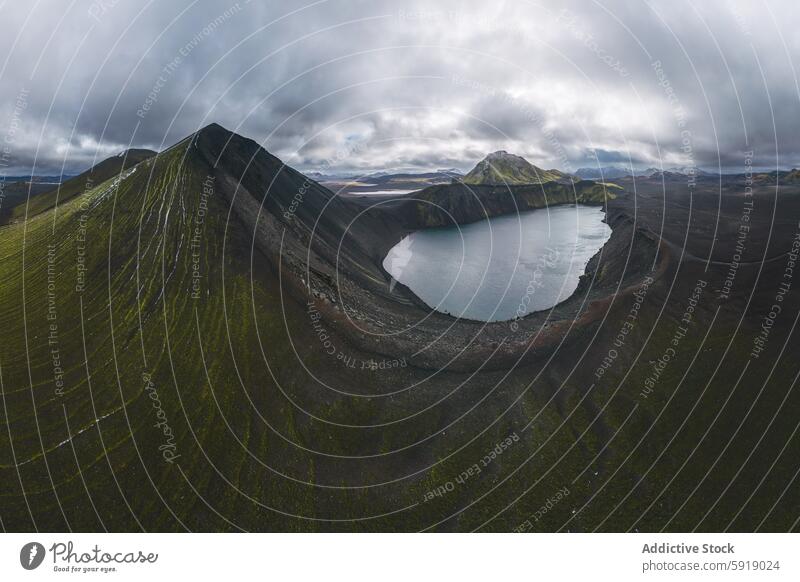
(1, 0, 798, 175)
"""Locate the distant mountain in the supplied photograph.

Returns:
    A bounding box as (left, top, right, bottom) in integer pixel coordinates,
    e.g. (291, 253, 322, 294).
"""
(365, 170, 462, 186)
(359, 169, 464, 180)
(643, 167, 716, 181)
(0, 175, 72, 183)
(575, 166, 634, 180)
(305, 171, 332, 181)
(461, 151, 564, 185)
(302, 170, 360, 182)
(667, 165, 713, 176)
(322, 169, 463, 193)
(752, 169, 800, 185)
(576, 165, 716, 180)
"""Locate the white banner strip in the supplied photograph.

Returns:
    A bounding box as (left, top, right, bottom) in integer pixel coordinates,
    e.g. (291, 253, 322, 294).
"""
(1, 533, 797, 581)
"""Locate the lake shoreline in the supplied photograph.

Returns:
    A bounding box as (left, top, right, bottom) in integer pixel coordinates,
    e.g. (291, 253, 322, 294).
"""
(288, 190, 664, 372)
(383, 204, 612, 322)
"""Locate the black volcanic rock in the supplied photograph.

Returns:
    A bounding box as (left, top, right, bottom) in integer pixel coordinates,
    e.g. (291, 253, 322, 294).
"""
(399, 180, 620, 229)
(190, 123, 405, 300)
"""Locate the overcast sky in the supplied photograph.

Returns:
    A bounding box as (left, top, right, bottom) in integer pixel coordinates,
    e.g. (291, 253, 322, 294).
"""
(1, 0, 798, 176)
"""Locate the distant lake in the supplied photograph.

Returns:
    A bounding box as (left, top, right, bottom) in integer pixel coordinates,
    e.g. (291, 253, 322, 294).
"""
(345, 189, 418, 196)
(383, 204, 611, 321)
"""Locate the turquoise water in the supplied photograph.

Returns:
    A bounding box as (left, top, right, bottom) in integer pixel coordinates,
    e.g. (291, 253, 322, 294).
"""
(383, 204, 611, 321)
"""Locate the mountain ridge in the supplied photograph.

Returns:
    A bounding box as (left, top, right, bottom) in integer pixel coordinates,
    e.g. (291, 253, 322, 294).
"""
(2, 147, 155, 224)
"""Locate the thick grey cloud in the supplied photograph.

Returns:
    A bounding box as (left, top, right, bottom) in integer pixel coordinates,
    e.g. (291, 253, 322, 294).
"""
(0, 0, 798, 176)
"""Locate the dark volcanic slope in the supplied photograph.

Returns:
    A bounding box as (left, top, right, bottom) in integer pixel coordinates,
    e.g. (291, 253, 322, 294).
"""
(401, 180, 619, 228)
(1, 124, 799, 533)
(191, 123, 406, 299)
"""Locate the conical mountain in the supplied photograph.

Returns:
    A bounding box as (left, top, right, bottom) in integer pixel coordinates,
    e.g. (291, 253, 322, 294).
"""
(0, 123, 408, 530)
(461, 150, 564, 185)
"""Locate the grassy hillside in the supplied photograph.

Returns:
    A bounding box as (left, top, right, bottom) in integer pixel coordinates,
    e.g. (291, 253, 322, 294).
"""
(462, 151, 565, 185)
(0, 135, 317, 530)
(0, 127, 475, 531)
(6, 148, 155, 224)
(0, 181, 59, 225)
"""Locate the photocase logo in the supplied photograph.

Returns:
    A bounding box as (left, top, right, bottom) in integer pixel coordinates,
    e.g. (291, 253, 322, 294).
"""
(19, 542, 46, 570)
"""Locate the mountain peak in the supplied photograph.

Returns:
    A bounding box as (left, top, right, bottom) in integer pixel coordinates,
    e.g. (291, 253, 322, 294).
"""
(190, 122, 274, 171)
(199, 121, 227, 132)
(462, 151, 563, 185)
(194, 122, 232, 140)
